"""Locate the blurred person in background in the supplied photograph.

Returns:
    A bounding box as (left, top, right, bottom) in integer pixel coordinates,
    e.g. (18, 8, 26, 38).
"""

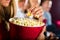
(0, 0, 16, 40)
(40, 0, 52, 26)
(15, 0, 29, 18)
(40, 0, 57, 40)
(15, 0, 43, 19)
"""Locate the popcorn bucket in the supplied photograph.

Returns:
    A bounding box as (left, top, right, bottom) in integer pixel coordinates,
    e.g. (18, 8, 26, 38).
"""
(0, 23, 2, 40)
(0, 23, 9, 40)
(9, 18, 45, 40)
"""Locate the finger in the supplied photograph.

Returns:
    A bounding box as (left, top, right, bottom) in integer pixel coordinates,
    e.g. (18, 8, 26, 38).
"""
(29, 7, 36, 12)
(31, 7, 43, 15)
(32, 8, 40, 14)
(36, 9, 43, 14)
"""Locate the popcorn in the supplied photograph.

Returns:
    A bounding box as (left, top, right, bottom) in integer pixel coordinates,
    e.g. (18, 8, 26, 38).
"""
(9, 18, 45, 27)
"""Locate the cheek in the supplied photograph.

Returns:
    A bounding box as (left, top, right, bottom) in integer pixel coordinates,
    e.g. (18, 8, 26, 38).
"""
(0, 0, 10, 7)
(0, 1, 5, 5)
(43, 4, 48, 9)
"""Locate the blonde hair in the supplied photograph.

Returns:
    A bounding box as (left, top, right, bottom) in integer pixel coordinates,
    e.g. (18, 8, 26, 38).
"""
(0, 0, 17, 31)
(0, 0, 16, 17)
(0, 0, 16, 23)
(10, 0, 16, 17)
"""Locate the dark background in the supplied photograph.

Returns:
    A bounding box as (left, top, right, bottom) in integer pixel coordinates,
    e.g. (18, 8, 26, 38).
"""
(51, 0, 60, 21)
(50, 0, 60, 28)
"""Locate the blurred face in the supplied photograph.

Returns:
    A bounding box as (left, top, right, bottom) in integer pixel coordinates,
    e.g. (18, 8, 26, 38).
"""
(30, 0, 39, 7)
(0, 0, 11, 7)
(18, 0, 29, 11)
(42, 1, 52, 11)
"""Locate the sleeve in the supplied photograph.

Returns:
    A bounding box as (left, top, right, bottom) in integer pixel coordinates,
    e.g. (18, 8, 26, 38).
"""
(44, 12, 52, 26)
(14, 8, 25, 18)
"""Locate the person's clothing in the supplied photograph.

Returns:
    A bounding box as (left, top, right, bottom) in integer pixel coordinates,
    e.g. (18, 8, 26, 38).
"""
(0, 6, 12, 40)
(46, 24, 60, 37)
(15, 7, 26, 18)
(43, 11, 52, 26)
(0, 6, 11, 28)
(43, 11, 55, 37)
(3, 7, 11, 22)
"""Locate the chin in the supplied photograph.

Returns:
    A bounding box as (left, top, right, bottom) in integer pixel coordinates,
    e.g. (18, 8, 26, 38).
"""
(3, 3, 9, 7)
(4, 5, 9, 7)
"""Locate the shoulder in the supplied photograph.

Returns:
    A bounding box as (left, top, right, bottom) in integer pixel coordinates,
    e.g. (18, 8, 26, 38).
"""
(44, 11, 51, 16)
